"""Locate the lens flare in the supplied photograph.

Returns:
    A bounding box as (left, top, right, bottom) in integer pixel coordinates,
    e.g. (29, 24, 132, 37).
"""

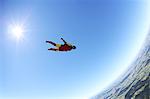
(11, 25, 24, 40)
(8, 22, 25, 42)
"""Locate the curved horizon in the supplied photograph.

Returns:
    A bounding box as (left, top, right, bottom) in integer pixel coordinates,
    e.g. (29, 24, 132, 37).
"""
(92, 31, 150, 98)
(0, 0, 150, 99)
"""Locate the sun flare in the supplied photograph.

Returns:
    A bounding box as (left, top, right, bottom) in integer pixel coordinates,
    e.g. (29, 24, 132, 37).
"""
(9, 23, 25, 41)
(12, 25, 24, 39)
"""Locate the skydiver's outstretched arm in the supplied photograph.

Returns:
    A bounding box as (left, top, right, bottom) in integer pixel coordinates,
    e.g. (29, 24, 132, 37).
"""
(46, 41, 56, 46)
(61, 38, 67, 44)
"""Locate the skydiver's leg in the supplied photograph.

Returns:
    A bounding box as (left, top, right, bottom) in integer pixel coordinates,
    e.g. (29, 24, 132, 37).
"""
(46, 41, 56, 46)
(48, 48, 59, 51)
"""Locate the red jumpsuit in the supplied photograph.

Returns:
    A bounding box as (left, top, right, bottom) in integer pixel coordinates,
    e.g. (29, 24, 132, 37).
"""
(46, 38, 74, 51)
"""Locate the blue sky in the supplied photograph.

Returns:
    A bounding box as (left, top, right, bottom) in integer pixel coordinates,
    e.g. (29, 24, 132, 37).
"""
(0, 0, 150, 99)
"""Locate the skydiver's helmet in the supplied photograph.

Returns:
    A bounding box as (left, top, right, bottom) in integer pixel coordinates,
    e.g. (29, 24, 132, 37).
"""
(72, 46, 76, 49)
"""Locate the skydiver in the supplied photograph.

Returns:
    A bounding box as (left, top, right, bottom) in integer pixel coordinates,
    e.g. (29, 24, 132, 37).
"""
(46, 38, 76, 51)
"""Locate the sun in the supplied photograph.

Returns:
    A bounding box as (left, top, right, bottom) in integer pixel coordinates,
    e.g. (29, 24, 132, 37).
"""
(9, 23, 25, 41)
(12, 25, 24, 39)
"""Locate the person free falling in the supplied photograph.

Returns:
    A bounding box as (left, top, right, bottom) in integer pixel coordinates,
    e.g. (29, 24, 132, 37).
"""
(46, 38, 76, 51)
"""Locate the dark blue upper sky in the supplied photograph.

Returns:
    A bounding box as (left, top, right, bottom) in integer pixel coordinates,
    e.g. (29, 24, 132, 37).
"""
(0, 0, 150, 99)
